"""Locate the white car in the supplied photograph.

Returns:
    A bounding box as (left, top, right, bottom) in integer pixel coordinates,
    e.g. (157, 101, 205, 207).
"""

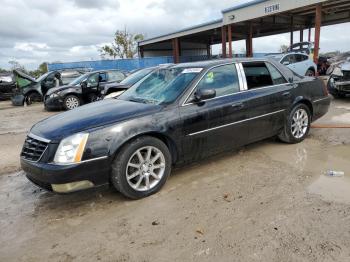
(268, 53, 317, 76)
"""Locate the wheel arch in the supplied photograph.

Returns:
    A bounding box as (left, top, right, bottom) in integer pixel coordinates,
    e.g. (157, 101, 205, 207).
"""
(111, 131, 179, 165)
(292, 97, 314, 119)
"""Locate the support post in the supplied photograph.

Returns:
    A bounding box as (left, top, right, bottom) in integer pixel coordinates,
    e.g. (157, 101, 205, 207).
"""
(300, 27, 304, 42)
(314, 4, 322, 64)
(172, 38, 180, 64)
(308, 27, 311, 42)
(246, 22, 253, 57)
(206, 44, 211, 58)
(139, 46, 144, 58)
(290, 16, 294, 46)
(228, 24, 233, 58)
(221, 26, 227, 58)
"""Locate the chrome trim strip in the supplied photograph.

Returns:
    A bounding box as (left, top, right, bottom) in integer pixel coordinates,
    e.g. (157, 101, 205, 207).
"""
(313, 97, 330, 103)
(187, 109, 285, 137)
(238, 63, 248, 91)
(51, 156, 108, 166)
(28, 133, 51, 143)
(235, 63, 245, 92)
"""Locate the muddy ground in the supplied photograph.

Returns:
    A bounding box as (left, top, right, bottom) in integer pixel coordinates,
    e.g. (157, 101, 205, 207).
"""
(0, 98, 350, 262)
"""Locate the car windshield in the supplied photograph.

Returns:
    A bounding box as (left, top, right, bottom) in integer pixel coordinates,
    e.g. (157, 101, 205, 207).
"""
(119, 67, 201, 105)
(68, 73, 89, 86)
(120, 68, 154, 85)
(36, 72, 51, 82)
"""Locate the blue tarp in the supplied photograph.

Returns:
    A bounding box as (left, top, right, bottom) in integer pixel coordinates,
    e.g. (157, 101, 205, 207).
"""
(48, 54, 269, 72)
(48, 57, 174, 72)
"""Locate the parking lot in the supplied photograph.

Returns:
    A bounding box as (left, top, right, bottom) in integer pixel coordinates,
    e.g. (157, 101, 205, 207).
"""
(0, 98, 349, 261)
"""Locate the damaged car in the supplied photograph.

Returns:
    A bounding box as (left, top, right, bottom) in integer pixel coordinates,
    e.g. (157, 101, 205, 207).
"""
(0, 73, 16, 101)
(44, 69, 128, 110)
(328, 60, 350, 98)
(11, 70, 64, 106)
(21, 58, 330, 199)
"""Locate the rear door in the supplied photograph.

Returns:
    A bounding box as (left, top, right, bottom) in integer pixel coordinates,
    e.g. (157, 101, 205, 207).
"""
(240, 61, 294, 142)
(180, 63, 250, 162)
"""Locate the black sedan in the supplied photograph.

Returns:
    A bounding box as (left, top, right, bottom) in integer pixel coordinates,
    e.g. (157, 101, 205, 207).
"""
(44, 69, 128, 110)
(21, 58, 330, 199)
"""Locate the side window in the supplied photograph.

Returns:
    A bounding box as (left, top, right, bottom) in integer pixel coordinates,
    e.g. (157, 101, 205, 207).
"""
(108, 71, 125, 82)
(242, 62, 273, 89)
(99, 73, 107, 83)
(196, 64, 239, 98)
(301, 55, 309, 61)
(87, 73, 99, 87)
(265, 63, 287, 85)
(281, 55, 290, 65)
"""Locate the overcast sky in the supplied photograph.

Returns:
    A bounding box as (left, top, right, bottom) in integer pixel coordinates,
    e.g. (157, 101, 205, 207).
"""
(0, 0, 349, 70)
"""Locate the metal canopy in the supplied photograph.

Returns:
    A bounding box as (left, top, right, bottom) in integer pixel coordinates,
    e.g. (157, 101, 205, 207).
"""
(138, 0, 350, 63)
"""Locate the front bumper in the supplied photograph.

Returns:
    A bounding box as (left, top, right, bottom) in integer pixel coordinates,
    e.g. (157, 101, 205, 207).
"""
(21, 157, 111, 193)
(44, 96, 63, 111)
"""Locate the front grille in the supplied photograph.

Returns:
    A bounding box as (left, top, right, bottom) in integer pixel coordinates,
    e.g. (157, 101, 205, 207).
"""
(342, 71, 350, 81)
(21, 135, 49, 162)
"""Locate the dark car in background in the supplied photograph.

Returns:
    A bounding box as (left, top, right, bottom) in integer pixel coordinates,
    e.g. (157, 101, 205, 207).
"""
(102, 67, 157, 99)
(11, 70, 65, 105)
(0, 73, 16, 101)
(44, 69, 128, 110)
(21, 58, 330, 199)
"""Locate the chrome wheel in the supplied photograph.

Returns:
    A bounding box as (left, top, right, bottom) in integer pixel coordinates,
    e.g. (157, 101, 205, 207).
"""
(126, 146, 166, 192)
(65, 96, 79, 109)
(291, 108, 309, 139)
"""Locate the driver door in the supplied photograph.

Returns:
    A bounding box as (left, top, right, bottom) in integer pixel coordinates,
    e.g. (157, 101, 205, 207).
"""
(179, 64, 249, 162)
(82, 72, 100, 96)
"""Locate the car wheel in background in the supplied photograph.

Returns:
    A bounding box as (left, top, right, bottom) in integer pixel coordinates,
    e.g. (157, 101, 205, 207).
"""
(305, 69, 315, 76)
(278, 103, 311, 144)
(26, 92, 42, 105)
(111, 136, 172, 199)
(63, 95, 81, 110)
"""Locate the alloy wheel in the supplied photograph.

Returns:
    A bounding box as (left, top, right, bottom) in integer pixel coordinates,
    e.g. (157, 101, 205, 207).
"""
(291, 108, 309, 139)
(65, 97, 79, 109)
(126, 146, 166, 192)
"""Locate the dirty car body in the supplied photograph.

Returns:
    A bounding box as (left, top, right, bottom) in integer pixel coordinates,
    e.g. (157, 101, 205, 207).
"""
(21, 58, 330, 198)
(328, 61, 350, 98)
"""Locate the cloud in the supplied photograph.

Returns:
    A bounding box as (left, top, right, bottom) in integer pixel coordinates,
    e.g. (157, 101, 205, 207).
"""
(0, 0, 349, 70)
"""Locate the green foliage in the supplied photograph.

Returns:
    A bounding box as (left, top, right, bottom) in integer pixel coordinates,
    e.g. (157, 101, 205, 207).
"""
(99, 29, 144, 59)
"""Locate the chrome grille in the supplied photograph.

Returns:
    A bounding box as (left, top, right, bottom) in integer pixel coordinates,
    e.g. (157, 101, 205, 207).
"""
(21, 135, 49, 162)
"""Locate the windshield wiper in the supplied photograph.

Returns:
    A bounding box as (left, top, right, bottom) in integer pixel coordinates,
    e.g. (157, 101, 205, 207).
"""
(128, 97, 158, 104)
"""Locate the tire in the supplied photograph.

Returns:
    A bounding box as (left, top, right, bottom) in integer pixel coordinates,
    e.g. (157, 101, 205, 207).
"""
(88, 93, 98, 103)
(305, 69, 315, 77)
(63, 95, 81, 110)
(278, 103, 311, 144)
(111, 136, 172, 199)
(26, 92, 42, 105)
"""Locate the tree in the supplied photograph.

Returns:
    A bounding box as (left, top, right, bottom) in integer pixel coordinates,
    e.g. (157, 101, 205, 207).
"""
(279, 44, 289, 53)
(99, 29, 144, 59)
(30, 62, 48, 78)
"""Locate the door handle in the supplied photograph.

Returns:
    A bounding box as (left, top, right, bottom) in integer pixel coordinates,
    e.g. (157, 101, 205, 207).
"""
(231, 102, 244, 110)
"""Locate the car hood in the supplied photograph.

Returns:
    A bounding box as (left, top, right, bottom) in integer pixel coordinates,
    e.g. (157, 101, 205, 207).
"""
(31, 99, 162, 141)
(46, 85, 76, 96)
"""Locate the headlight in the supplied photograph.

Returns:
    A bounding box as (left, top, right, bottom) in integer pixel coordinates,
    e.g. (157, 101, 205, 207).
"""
(49, 93, 59, 98)
(54, 133, 89, 164)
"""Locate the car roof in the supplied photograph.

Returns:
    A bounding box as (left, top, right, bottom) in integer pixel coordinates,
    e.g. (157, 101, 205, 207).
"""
(170, 57, 278, 69)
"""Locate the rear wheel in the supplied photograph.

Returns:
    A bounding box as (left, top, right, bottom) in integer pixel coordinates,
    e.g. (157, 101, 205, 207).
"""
(278, 104, 311, 144)
(26, 92, 42, 105)
(111, 136, 171, 199)
(64, 95, 80, 110)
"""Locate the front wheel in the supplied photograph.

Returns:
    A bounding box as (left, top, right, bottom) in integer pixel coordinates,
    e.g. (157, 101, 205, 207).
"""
(278, 104, 311, 144)
(305, 69, 315, 77)
(63, 95, 81, 110)
(111, 136, 172, 199)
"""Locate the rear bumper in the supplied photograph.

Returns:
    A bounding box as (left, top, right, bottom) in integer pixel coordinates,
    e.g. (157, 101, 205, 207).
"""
(21, 157, 111, 193)
(312, 95, 331, 122)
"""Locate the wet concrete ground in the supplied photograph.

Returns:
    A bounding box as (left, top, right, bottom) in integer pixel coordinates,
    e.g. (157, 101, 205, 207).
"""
(0, 98, 350, 261)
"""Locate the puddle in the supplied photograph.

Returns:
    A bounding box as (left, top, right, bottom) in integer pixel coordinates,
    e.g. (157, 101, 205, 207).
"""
(308, 173, 350, 204)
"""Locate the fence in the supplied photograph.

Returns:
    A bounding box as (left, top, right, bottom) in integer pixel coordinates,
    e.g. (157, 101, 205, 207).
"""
(48, 56, 174, 72)
(48, 53, 270, 72)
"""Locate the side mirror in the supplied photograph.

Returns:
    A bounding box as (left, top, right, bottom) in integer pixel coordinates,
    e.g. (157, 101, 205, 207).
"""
(193, 89, 216, 102)
(283, 61, 290, 66)
(80, 80, 87, 88)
